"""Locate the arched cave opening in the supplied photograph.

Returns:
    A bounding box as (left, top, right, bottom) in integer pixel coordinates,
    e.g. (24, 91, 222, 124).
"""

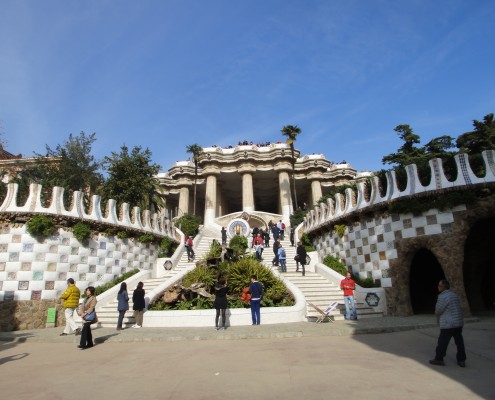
(410, 248, 445, 314)
(463, 218, 495, 312)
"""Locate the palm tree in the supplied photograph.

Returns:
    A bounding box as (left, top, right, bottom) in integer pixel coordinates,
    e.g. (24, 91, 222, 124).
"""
(186, 144, 203, 215)
(281, 125, 301, 209)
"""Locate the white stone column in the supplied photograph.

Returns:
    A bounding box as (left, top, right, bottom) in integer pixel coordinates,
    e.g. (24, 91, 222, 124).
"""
(278, 171, 292, 223)
(311, 180, 323, 205)
(242, 172, 255, 213)
(216, 183, 224, 217)
(204, 175, 217, 224)
(178, 187, 189, 216)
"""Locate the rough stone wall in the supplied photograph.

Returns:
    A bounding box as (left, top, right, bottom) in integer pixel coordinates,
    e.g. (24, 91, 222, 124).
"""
(315, 194, 495, 316)
(0, 299, 64, 331)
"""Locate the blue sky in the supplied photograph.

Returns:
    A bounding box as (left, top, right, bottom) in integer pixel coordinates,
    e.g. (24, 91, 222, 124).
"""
(1, 0, 494, 173)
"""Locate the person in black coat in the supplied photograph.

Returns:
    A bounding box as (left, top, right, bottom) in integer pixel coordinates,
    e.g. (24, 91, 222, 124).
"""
(296, 241, 308, 276)
(213, 277, 228, 330)
(132, 281, 145, 328)
(272, 239, 280, 266)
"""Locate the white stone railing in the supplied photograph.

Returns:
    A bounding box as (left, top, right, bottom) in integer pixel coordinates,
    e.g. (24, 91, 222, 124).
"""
(0, 183, 178, 240)
(304, 150, 495, 232)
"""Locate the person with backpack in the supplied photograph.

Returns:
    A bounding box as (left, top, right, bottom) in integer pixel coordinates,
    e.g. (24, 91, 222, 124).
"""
(264, 228, 270, 248)
(248, 275, 263, 325)
(278, 243, 287, 272)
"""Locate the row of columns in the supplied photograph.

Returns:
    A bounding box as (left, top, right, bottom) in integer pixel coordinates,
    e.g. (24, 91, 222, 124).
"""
(176, 173, 324, 224)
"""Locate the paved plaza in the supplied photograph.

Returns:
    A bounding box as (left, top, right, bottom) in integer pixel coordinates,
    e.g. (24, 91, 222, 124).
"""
(1, 315, 494, 400)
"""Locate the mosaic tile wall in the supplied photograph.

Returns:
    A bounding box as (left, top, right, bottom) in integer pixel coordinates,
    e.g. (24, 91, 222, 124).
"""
(0, 225, 159, 301)
(314, 207, 464, 287)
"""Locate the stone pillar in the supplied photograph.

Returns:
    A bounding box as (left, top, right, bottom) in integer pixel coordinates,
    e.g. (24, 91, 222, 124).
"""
(278, 171, 292, 223)
(216, 183, 224, 217)
(311, 180, 323, 205)
(178, 187, 189, 217)
(204, 175, 217, 224)
(242, 172, 255, 212)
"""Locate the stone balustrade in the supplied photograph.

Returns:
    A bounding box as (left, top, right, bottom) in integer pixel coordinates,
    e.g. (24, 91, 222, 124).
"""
(0, 183, 177, 239)
(304, 150, 495, 232)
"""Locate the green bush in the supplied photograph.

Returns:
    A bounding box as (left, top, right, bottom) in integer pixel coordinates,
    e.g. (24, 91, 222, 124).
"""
(158, 236, 177, 257)
(226, 257, 277, 294)
(333, 224, 346, 238)
(290, 208, 307, 227)
(229, 234, 248, 257)
(300, 232, 315, 252)
(138, 233, 155, 243)
(322, 255, 348, 276)
(26, 215, 56, 237)
(117, 231, 128, 239)
(72, 222, 92, 241)
(175, 214, 201, 237)
(85, 268, 140, 297)
(354, 276, 378, 288)
(182, 266, 217, 288)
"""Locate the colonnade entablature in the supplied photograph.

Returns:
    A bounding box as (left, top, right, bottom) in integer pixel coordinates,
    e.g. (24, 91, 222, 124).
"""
(303, 150, 495, 234)
(0, 183, 178, 240)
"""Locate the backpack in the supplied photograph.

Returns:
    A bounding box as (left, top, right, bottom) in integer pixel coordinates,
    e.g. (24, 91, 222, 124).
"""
(240, 287, 252, 304)
(280, 249, 286, 258)
(282, 223, 285, 230)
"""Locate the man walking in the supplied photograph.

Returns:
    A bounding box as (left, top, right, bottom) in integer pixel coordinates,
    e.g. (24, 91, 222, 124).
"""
(248, 275, 263, 325)
(59, 278, 81, 336)
(430, 279, 467, 367)
(340, 272, 358, 320)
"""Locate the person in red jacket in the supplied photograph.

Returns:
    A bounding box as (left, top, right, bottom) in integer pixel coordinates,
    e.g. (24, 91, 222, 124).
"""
(340, 272, 358, 320)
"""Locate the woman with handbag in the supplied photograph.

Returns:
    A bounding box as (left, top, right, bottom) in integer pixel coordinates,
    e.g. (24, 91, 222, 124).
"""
(213, 277, 228, 330)
(79, 286, 97, 349)
(116, 282, 129, 331)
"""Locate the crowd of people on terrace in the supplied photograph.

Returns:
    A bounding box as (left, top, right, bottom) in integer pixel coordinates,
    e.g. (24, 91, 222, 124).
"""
(210, 140, 283, 149)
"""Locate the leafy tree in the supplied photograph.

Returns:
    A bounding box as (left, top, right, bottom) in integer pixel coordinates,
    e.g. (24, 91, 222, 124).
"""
(382, 124, 424, 167)
(175, 214, 201, 237)
(456, 113, 495, 154)
(100, 145, 162, 211)
(11, 132, 103, 206)
(281, 125, 301, 209)
(186, 144, 203, 215)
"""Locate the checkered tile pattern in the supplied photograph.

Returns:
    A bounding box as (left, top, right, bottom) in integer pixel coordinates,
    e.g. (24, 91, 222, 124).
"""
(0, 226, 158, 301)
(314, 207, 464, 287)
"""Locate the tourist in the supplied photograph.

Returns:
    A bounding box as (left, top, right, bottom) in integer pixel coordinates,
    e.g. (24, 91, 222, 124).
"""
(289, 226, 295, 247)
(221, 227, 227, 246)
(278, 243, 287, 272)
(340, 272, 358, 320)
(251, 226, 259, 248)
(296, 241, 307, 276)
(429, 279, 467, 367)
(248, 275, 263, 325)
(272, 238, 280, 266)
(271, 223, 280, 242)
(213, 277, 228, 330)
(185, 236, 195, 261)
(263, 227, 270, 248)
(59, 278, 81, 336)
(254, 234, 264, 260)
(116, 282, 129, 331)
(78, 286, 97, 349)
(132, 282, 146, 329)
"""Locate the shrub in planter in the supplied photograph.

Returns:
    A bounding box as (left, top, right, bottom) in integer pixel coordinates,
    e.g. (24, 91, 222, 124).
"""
(117, 231, 128, 239)
(26, 215, 55, 237)
(322, 255, 348, 276)
(138, 233, 155, 243)
(72, 222, 92, 241)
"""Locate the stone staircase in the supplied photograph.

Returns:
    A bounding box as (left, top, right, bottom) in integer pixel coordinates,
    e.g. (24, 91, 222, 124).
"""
(257, 235, 381, 321)
(95, 229, 220, 328)
(96, 225, 381, 327)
